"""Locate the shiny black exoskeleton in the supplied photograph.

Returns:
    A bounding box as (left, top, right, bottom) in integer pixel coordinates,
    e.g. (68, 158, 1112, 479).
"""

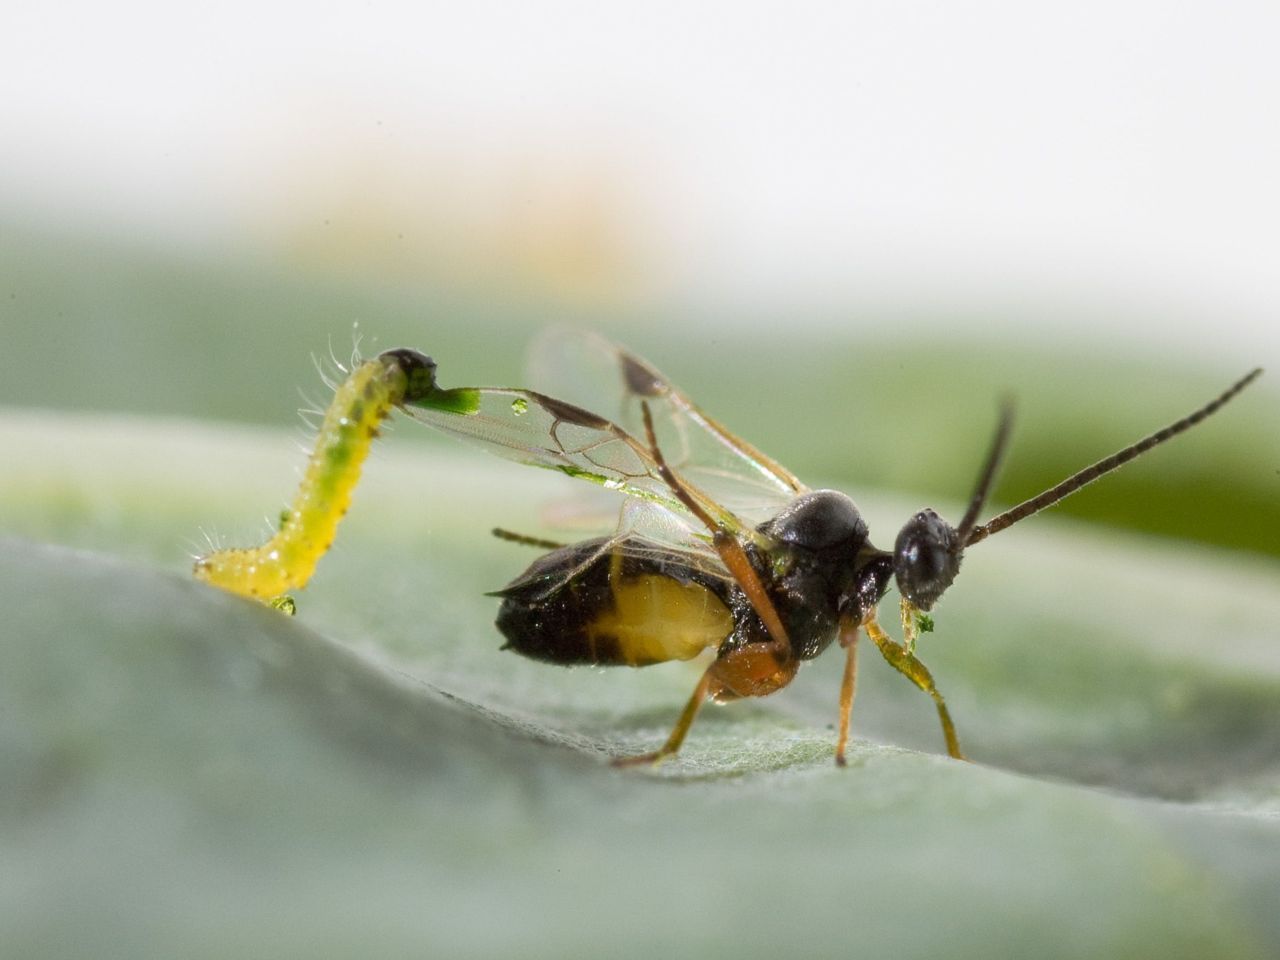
(495, 489, 924, 669)
(746, 490, 892, 661)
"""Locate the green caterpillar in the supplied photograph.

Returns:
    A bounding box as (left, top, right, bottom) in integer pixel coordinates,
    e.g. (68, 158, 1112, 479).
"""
(194, 349, 436, 602)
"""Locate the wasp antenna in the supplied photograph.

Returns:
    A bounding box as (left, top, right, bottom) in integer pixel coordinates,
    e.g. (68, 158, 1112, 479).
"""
(966, 367, 1263, 547)
(491, 527, 566, 550)
(953, 398, 1015, 546)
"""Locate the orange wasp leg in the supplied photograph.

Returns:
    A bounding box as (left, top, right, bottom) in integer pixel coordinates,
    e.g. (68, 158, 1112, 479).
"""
(612, 668, 717, 768)
(833, 617, 860, 767)
(864, 615, 967, 761)
(610, 404, 798, 768)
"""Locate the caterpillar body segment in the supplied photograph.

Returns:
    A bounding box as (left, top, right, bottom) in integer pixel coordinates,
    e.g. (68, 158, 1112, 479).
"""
(193, 349, 437, 601)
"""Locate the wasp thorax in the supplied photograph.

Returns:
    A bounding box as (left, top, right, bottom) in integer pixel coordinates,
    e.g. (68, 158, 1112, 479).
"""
(893, 509, 962, 611)
(761, 490, 868, 554)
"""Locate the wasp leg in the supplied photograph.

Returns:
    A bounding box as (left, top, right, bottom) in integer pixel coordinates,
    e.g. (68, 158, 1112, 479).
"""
(613, 404, 799, 767)
(900, 597, 920, 654)
(834, 617, 860, 766)
(612, 643, 799, 767)
(864, 616, 966, 760)
(638, 402, 792, 652)
(612, 668, 715, 767)
(490, 528, 566, 550)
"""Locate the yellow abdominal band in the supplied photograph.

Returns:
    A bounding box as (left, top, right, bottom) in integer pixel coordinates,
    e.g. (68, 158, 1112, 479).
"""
(194, 350, 436, 601)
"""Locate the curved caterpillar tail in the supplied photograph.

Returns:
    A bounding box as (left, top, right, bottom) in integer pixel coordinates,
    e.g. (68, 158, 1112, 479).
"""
(194, 349, 438, 603)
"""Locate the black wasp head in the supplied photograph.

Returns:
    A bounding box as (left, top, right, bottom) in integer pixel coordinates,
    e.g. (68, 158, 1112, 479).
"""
(894, 402, 1015, 612)
(893, 509, 962, 611)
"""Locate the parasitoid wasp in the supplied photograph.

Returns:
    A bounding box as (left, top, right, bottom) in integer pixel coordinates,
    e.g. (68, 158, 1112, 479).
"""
(194, 330, 1262, 766)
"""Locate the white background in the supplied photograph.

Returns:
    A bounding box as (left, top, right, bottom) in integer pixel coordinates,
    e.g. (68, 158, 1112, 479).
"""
(2, 1, 1276, 365)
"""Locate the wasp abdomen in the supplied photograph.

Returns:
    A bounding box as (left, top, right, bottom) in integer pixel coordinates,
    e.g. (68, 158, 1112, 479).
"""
(494, 538, 734, 667)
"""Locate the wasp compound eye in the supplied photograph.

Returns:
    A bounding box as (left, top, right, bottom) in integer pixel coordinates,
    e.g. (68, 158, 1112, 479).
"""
(893, 509, 961, 611)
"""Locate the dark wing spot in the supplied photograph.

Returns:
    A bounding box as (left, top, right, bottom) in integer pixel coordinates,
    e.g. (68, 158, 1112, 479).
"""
(620, 353, 667, 397)
(534, 393, 612, 429)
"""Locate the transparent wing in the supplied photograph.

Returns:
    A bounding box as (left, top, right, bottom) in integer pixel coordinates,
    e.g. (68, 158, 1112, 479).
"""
(527, 328, 807, 525)
(398, 378, 749, 537)
(498, 498, 732, 603)
(614, 497, 725, 580)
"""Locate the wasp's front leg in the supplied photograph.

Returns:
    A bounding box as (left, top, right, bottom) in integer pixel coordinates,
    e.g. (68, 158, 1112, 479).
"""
(864, 615, 966, 761)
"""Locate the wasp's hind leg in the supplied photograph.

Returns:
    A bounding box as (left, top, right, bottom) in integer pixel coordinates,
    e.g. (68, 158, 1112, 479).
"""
(612, 669, 716, 768)
(612, 644, 799, 767)
(864, 615, 966, 760)
(612, 404, 799, 768)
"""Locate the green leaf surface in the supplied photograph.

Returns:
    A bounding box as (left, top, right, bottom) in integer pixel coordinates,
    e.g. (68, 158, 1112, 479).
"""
(2, 410, 1278, 959)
